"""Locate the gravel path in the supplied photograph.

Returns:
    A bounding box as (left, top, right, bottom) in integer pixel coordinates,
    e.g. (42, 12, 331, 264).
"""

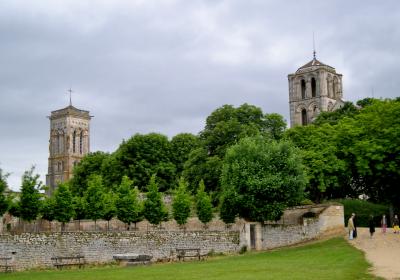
(349, 227, 400, 280)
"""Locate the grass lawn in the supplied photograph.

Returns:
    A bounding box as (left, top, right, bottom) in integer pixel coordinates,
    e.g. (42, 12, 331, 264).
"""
(1, 238, 377, 280)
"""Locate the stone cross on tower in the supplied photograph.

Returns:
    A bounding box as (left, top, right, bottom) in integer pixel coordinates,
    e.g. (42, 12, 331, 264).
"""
(67, 88, 73, 106)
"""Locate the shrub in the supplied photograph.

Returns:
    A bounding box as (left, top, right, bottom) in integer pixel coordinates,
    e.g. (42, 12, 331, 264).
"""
(335, 199, 390, 227)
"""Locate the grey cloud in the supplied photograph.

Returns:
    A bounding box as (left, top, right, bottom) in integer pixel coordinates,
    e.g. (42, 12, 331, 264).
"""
(1, 0, 400, 190)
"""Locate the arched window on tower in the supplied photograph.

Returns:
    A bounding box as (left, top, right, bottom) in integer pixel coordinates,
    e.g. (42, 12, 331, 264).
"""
(301, 109, 308, 126)
(73, 131, 76, 153)
(301, 79, 306, 99)
(333, 77, 338, 98)
(80, 131, 83, 154)
(311, 77, 316, 97)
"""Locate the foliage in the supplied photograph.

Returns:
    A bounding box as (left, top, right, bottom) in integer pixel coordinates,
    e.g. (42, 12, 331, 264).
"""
(143, 174, 169, 225)
(69, 152, 110, 196)
(19, 167, 42, 222)
(336, 99, 400, 205)
(284, 124, 347, 202)
(72, 196, 86, 220)
(170, 133, 200, 176)
(220, 137, 306, 222)
(184, 104, 285, 197)
(195, 180, 213, 225)
(102, 192, 117, 222)
(0, 167, 10, 216)
(335, 199, 390, 227)
(115, 176, 143, 228)
(53, 183, 75, 226)
(183, 147, 222, 199)
(114, 133, 176, 191)
(172, 177, 192, 226)
(84, 174, 105, 223)
(0, 238, 375, 280)
(313, 102, 358, 126)
(8, 200, 20, 218)
(264, 113, 287, 140)
(40, 197, 55, 222)
(219, 188, 238, 224)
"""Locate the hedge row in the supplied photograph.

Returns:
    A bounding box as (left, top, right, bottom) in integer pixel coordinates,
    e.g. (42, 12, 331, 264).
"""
(334, 199, 390, 227)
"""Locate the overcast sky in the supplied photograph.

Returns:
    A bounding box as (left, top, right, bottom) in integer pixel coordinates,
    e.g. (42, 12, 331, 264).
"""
(1, 0, 399, 191)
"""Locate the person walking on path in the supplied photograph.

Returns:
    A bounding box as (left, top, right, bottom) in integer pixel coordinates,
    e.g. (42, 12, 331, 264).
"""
(393, 215, 399, 234)
(369, 215, 375, 238)
(381, 214, 387, 234)
(348, 213, 356, 240)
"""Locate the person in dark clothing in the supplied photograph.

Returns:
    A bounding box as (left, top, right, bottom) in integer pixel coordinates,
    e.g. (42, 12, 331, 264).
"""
(369, 215, 375, 238)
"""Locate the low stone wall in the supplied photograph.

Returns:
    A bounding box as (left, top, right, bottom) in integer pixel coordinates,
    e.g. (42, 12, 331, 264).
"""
(0, 204, 344, 271)
(0, 231, 240, 271)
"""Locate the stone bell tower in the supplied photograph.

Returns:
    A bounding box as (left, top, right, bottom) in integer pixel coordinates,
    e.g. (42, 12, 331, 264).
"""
(288, 52, 345, 127)
(46, 95, 91, 195)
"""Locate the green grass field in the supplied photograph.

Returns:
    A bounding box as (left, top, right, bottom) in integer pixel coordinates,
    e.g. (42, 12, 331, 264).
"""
(1, 238, 377, 280)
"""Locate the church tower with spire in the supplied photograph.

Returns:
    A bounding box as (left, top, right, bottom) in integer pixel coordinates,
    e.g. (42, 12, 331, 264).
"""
(288, 51, 345, 127)
(46, 93, 91, 195)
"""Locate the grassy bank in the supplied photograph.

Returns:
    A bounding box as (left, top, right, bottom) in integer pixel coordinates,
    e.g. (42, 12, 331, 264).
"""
(1, 238, 376, 280)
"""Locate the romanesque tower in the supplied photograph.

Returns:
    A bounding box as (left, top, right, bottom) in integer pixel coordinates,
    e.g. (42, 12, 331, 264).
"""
(46, 97, 91, 195)
(288, 53, 344, 127)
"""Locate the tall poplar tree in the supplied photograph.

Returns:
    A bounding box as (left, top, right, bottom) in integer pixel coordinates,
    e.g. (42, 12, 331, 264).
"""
(53, 183, 75, 232)
(84, 174, 105, 230)
(115, 176, 142, 230)
(19, 167, 42, 223)
(172, 177, 192, 226)
(195, 180, 213, 226)
(143, 174, 168, 226)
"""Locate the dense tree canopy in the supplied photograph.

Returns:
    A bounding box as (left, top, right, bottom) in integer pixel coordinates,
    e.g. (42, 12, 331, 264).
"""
(69, 151, 110, 196)
(285, 124, 347, 202)
(184, 104, 286, 197)
(220, 137, 306, 222)
(114, 133, 176, 191)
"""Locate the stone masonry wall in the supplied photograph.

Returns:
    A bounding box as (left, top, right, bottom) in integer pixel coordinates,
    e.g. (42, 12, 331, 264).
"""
(260, 204, 344, 249)
(0, 204, 344, 271)
(0, 231, 240, 271)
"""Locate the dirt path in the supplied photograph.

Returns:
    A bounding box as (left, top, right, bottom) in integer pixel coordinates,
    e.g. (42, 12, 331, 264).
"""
(349, 227, 400, 279)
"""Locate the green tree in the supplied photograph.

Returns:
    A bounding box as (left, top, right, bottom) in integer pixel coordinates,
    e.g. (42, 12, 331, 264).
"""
(69, 151, 110, 196)
(313, 102, 358, 126)
(113, 133, 176, 191)
(102, 192, 117, 231)
(41, 197, 55, 231)
(53, 183, 75, 231)
(285, 124, 347, 202)
(219, 188, 238, 224)
(264, 113, 287, 140)
(170, 133, 200, 176)
(0, 167, 10, 216)
(72, 196, 86, 230)
(143, 174, 169, 226)
(195, 180, 213, 225)
(172, 177, 192, 226)
(336, 99, 400, 205)
(116, 176, 143, 230)
(19, 167, 42, 223)
(84, 174, 105, 230)
(184, 104, 285, 197)
(220, 137, 306, 222)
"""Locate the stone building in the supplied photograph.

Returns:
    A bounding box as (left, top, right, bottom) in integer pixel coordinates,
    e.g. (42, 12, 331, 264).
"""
(46, 104, 91, 195)
(288, 54, 345, 127)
